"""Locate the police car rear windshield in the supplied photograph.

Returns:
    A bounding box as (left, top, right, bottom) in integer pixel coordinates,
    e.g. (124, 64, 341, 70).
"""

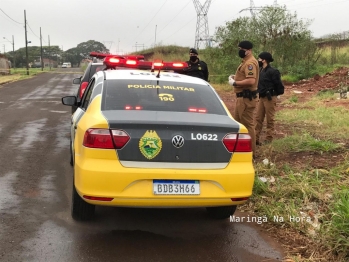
(102, 79, 226, 115)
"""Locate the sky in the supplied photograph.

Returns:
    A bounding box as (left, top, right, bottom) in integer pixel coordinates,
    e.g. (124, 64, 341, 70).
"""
(0, 0, 348, 55)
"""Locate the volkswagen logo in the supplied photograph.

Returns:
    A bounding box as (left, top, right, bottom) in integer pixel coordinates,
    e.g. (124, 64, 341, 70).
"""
(172, 135, 185, 148)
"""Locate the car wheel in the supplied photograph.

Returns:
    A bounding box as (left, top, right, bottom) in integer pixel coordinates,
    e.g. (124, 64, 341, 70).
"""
(206, 205, 237, 219)
(71, 184, 95, 221)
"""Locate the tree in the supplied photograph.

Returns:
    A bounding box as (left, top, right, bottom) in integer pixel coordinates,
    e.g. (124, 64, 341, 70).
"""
(209, 5, 319, 81)
(11, 46, 62, 67)
(64, 40, 109, 67)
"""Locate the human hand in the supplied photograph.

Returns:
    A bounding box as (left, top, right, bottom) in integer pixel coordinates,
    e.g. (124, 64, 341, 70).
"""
(228, 76, 236, 86)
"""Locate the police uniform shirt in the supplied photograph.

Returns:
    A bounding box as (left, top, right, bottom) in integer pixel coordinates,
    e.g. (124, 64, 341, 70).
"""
(233, 54, 259, 93)
(185, 59, 209, 81)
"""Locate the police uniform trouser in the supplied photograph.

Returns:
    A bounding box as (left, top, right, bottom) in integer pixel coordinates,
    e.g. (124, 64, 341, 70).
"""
(255, 96, 277, 143)
(233, 97, 257, 156)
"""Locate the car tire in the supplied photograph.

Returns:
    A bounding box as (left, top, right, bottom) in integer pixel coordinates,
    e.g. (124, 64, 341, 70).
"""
(206, 205, 237, 219)
(71, 184, 95, 221)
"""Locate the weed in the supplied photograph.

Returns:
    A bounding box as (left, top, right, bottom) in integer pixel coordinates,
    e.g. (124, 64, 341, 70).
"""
(276, 106, 349, 140)
(288, 95, 299, 103)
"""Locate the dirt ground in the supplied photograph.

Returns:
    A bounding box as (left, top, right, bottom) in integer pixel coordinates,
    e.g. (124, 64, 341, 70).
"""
(216, 67, 349, 261)
(217, 67, 349, 166)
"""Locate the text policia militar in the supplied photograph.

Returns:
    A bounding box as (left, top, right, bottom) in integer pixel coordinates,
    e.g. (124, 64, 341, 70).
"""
(230, 215, 313, 225)
(128, 84, 195, 92)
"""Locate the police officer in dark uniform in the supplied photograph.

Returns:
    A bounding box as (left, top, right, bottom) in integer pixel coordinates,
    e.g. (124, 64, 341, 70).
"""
(255, 52, 284, 145)
(182, 48, 209, 81)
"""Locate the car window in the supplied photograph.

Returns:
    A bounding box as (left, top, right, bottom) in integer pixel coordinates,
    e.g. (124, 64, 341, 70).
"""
(81, 79, 96, 110)
(81, 63, 91, 82)
(102, 79, 226, 115)
(89, 65, 106, 79)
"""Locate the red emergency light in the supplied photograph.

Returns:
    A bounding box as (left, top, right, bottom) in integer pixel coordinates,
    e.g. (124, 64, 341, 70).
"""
(89, 52, 145, 61)
(103, 56, 188, 71)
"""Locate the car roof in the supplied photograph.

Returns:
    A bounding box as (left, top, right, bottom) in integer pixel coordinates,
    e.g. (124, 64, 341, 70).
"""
(97, 69, 208, 85)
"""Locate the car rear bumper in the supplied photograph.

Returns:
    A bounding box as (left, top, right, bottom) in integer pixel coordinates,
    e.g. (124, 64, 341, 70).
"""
(74, 151, 255, 207)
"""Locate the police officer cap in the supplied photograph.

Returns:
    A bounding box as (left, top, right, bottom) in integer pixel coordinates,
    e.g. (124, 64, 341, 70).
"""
(238, 41, 253, 50)
(258, 52, 274, 62)
(189, 48, 198, 55)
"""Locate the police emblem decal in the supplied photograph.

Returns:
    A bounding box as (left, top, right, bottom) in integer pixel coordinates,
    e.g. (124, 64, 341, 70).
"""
(139, 130, 162, 159)
(248, 64, 253, 70)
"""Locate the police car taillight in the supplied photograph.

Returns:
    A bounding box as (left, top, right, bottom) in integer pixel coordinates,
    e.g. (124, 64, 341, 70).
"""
(83, 129, 114, 149)
(111, 130, 130, 149)
(83, 128, 130, 149)
(223, 133, 252, 152)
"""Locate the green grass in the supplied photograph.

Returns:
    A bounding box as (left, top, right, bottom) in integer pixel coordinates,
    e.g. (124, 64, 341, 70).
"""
(251, 158, 349, 260)
(276, 106, 349, 140)
(210, 83, 233, 92)
(272, 132, 342, 153)
(0, 68, 54, 84)
(324, 189, 349, 255)
(282, 74, 300, 82)
(253, 88, 349, 260)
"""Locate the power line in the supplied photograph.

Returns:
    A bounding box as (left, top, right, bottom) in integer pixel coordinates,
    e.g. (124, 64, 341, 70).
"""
(133, 0, 169, 42)
(0, 8, 23, 24)
(142, 0, 192, 45)
(27, 22, 41, 40)
(158, 0, 191, 35)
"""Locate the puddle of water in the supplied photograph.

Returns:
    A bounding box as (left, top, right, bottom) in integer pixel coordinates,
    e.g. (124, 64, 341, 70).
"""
(20, 221, 74, 261)
(10, 119, 47, 150)
(0, 172, 20, 214)
(234, 224, 282, 260)
(53, 120, 70, 154)
(39, 171, 57, 201)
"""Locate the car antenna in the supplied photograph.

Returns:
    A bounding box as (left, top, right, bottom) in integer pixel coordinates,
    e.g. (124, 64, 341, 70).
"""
(156, 60, 163, 78)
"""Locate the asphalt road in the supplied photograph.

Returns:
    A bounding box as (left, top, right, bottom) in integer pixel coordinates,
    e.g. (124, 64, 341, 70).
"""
(0, 69, 284, 262)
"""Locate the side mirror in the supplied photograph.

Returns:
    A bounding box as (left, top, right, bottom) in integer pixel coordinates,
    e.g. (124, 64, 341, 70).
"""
(62, 96, 77, 106)
(73, 77, 81, 84)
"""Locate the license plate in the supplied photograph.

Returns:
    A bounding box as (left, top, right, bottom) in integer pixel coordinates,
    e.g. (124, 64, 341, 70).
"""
(153, 180, 200, 195)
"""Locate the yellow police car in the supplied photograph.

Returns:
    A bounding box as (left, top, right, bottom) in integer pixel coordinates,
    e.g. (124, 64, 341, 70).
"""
(62, 56, 255, 221)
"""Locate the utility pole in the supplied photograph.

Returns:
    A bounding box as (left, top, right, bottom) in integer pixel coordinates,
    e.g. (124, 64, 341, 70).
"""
(40, 27, 43, 71)
(250, 0, 255, 16)
(154, 25, 157, 49)
(134, 42, 145, 52)
(48, 35, 51, 70)
(12, 35, 15, 69)
(24, 10, 29, 75)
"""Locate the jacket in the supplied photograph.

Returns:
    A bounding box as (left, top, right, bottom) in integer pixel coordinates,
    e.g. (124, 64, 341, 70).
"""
(183, 59, 209, 81)
(258, 64, 284, 97)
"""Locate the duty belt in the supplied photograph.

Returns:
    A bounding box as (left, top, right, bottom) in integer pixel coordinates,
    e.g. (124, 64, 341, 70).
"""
(236, 90, 258, 100)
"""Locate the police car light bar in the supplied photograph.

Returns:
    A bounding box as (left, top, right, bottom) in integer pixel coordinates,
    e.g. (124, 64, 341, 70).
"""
(103, 56, 188, 71)
(90, 52, 145, 61)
